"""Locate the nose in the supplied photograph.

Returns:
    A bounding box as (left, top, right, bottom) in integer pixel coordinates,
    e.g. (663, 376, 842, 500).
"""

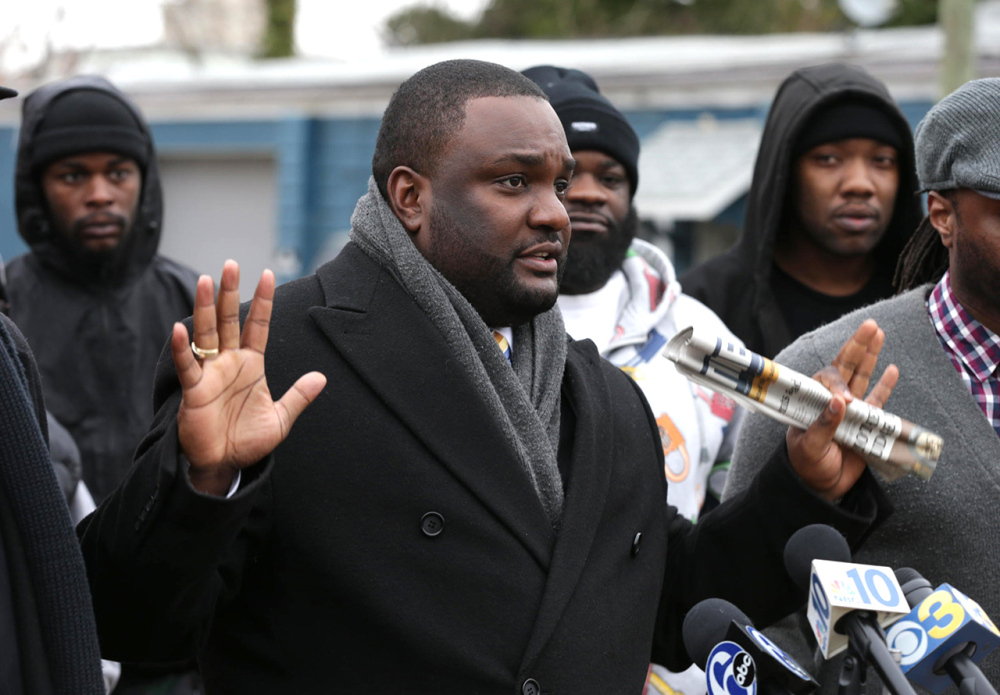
(530, 188, 571, 232)
(565, 173, 608, 206)
(840, 157, 876, 199)
(84, 174, 115, 208)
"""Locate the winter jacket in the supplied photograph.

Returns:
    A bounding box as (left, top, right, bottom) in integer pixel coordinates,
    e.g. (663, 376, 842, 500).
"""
(680, 63, 922, 358)
(6, 76, 199, 502)
(561, 239, 744, 523)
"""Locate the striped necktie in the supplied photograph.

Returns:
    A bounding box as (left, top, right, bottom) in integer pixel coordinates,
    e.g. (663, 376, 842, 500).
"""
(492, 331, 512, 364)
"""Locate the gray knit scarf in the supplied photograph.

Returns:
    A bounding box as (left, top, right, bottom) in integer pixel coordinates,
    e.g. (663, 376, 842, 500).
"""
(350, 178, 567, 526)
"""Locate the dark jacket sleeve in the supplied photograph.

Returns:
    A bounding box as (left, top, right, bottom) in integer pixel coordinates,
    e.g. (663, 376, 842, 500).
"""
(643, 377, 891, 670)
(77, 340, 273, 664)
(1, 314, 47, 440)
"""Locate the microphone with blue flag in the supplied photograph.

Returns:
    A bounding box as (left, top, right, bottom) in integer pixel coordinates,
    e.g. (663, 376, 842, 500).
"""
(682, 597, 819, 695)
(886, 568, 1000, 695)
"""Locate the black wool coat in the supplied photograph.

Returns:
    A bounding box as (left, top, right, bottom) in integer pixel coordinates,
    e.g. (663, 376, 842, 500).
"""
(80, 243, 887, 694)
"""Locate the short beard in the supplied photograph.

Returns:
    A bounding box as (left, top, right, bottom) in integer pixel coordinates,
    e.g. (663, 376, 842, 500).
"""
(52, 212, 131, 267)
(428, 201, 563, 327)
(560, 205, 639, 295)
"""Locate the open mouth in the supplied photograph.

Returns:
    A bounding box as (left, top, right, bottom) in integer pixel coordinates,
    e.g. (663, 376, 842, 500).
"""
(517, 242, 561, 273)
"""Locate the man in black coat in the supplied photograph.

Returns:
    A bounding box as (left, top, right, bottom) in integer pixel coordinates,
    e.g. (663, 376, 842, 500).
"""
(80, 60, 897, 694)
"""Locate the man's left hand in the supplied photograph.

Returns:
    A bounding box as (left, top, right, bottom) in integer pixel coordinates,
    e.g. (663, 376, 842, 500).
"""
(786, 319, 899, 501)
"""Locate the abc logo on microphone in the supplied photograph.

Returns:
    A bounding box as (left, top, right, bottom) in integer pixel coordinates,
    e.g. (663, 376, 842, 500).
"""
(707, 641, 758, 695)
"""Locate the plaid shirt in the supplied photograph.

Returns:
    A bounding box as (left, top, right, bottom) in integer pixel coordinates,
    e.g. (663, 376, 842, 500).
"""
(928, 271, 1000, 438)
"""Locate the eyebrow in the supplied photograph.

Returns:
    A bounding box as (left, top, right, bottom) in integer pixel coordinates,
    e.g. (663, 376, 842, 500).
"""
(489, 152, 576, 173)
(54, 156, 134, 170)
(489, 152, 545, 167)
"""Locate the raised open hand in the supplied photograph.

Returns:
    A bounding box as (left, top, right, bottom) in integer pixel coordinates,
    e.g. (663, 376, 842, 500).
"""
(171, 260, 327, 495)
(786, 319, 900, 501)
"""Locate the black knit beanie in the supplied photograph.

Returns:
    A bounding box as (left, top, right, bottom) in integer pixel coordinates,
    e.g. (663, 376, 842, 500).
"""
(793, 99, 903, 158)
(522, 65, 640, 197)
(30, 88, 149, 174)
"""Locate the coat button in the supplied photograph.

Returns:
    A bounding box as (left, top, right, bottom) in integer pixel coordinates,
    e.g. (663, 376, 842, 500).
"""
(421, 512, 444, 537)
(631, 532, 642, 557)
(522, 678, 540, 695)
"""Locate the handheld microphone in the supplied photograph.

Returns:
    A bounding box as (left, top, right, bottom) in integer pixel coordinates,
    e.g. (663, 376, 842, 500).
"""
(885, 568, 1000, 695)
(683, 597, 819, 695)
(783, 525, 915, 695)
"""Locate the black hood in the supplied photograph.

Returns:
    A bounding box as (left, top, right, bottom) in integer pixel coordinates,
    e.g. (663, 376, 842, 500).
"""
(680, 63, 923, 357)
(739, 62, 922, 297)
(15, 75, 164, 286)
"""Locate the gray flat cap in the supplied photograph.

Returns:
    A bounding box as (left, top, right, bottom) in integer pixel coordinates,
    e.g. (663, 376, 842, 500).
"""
(915, 77, 1000, 198)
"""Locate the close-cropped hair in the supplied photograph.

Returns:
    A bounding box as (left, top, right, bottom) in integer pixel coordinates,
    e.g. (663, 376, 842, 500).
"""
(371, 59, 548, 200)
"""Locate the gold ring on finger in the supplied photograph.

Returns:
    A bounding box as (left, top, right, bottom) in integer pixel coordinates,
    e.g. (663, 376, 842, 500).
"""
(191, 341, 220, 359)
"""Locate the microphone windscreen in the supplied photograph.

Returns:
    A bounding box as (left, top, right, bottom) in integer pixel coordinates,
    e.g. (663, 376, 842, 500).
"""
(683, 598, 752, 669)
(783, 524, 851, 590)
(893, 567, 934, 608)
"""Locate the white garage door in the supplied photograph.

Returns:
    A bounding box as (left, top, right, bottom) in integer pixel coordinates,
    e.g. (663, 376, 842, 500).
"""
(157, 154, 277, 300)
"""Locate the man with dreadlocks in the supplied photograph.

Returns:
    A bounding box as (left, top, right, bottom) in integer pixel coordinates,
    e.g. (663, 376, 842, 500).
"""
(722, 77, 1000, 694)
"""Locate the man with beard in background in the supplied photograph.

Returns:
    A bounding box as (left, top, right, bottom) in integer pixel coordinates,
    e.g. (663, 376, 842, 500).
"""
(524, 65, 744, 695)
(524, 65, 743, 523)
(6, 75, 200, 695)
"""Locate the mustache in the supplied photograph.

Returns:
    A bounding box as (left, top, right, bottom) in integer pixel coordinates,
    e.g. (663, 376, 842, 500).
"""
(565, 205, 618, 233)
(512, 230, 564, 255)
(72, 211, 128, 234)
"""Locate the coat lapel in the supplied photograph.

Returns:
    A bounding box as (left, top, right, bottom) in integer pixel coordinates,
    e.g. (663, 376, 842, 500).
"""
(309, 245, 555, 566)
(519, 342, 615, 672)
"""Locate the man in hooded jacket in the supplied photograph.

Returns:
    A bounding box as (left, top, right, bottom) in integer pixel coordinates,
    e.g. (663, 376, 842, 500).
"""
(6, 75, 199, 505)
(6, 75, 200, 695)
(681, 63, 922, 358)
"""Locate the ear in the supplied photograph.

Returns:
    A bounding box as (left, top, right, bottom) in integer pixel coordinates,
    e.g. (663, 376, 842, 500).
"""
(926, 191, 957, 249)
(386, 166, 431, 237)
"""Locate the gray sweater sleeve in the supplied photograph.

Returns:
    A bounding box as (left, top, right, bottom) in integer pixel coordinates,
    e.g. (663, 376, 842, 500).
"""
(723, 332, 830, 503)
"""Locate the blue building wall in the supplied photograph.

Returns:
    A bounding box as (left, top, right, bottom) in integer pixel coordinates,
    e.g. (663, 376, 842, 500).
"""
(0, 126, 19, 264)
(0, 97, 934, 279)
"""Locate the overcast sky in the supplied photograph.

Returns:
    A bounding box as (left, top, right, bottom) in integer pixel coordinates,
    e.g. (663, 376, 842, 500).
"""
(2, 0, 490, 70)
